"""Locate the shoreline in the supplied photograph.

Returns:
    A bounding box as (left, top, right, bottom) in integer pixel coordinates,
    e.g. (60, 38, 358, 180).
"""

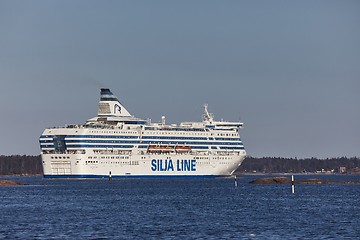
(1, 173, 359, 178)
(249, 176, 360, 184)
(0, 180, 25, 186)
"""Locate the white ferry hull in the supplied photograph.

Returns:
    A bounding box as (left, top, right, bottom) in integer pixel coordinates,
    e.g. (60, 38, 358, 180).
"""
(41, 153, 246, 178)
(39, 88, 247, 179)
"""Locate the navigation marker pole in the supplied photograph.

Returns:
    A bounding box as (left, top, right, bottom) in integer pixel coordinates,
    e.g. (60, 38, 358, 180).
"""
(291, 175, 295, 194)
(234, 175, 238, 187)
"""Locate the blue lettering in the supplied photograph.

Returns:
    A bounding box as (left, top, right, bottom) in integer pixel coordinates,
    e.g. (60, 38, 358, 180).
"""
(177, 160, 181, 171)
(151, 159, 156, 171)
(151, 159, 175, 171)
(168, 160, 174, 171)
(184, 160, 191, 171)
(152, 159, 196, 172)
(191, 159, 196, 171)
(166, 160, 170, 171)
(175, 160, 194, 171)
(159, 159, 164, 171)
(164, 160, 168, 171)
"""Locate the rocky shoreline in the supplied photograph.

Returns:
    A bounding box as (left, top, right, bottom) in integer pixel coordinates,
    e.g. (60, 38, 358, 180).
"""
(250, 177, 360, 184)
(0, 180, 25, 186)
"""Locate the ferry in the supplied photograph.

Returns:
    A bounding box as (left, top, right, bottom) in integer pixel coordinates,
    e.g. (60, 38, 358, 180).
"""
(39, 88, 246, 178)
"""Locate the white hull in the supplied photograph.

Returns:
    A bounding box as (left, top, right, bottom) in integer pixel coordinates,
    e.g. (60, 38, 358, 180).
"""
(40, 88, 246, 178)
(42, 152, 246, 178)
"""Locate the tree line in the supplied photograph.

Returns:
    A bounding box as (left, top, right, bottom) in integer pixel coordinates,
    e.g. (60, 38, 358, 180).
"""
(0, 155, 43, 175)
(236, 156, 360, 174)
(0, 155, 359, 175)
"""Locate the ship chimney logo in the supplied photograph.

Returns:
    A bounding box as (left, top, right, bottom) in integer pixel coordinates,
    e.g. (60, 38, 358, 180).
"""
(114, 104, 122, 114)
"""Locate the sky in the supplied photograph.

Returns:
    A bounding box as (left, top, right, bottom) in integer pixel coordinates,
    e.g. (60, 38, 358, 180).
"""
(0, 0, 359, 158)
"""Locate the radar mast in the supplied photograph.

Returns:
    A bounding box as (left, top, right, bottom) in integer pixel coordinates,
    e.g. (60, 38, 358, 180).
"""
(203, 104, 214, 123)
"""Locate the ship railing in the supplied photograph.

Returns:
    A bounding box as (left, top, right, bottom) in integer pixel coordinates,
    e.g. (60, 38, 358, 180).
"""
(66, 149, 86, 154)
(41, 149, 86, 154)
(92, 149, 131, 155)
(215, 151, 241, 156)
(190, 151, 209, 155)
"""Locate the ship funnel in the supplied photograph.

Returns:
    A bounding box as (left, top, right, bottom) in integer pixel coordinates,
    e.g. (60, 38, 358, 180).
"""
(97, 88, 131, 117)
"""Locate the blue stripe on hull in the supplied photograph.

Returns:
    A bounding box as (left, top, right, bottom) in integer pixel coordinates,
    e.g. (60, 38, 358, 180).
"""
(43, 174, 228, 179)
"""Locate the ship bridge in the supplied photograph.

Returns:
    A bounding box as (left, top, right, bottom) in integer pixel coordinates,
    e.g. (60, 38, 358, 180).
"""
(180, 104, 243, 130)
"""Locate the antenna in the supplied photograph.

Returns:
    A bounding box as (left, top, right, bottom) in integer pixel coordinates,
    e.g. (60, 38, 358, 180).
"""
(203, 104, 214, 122)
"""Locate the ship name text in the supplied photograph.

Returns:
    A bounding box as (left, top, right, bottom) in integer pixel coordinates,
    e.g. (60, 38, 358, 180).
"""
(151, 159, 196, 172)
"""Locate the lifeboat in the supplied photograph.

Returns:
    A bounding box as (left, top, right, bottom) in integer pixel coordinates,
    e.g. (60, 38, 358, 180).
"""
(175, 145, 192, 152)
(147, 145, 174, 152)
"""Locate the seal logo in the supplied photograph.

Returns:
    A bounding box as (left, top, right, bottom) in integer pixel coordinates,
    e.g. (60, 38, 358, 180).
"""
(114, 104, 122, 114)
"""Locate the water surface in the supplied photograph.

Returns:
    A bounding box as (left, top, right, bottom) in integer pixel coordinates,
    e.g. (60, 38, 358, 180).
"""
(1, 174, 359, 239)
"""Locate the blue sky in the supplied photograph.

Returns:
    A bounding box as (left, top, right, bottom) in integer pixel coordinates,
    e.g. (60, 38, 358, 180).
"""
(1, 0, 359, 158)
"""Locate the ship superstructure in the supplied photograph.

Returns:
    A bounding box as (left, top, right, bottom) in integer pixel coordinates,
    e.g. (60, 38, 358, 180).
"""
(39, 89, 246, 178)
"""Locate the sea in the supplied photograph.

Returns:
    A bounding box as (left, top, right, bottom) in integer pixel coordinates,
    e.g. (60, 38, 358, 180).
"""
(1, 174, 359, 240)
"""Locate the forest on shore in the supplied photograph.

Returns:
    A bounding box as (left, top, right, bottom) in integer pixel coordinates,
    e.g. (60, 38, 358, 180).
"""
(0, 155, 43, 175)
(0, 155, 359, 175)
(235, 156, 360, 174)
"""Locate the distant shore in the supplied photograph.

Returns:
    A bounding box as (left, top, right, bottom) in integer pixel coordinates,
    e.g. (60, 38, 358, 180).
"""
(1, 173, 359, 178)
(249, 176, 360, 184)
(236, 172, 360, 175)
(0, 155, 359, 175)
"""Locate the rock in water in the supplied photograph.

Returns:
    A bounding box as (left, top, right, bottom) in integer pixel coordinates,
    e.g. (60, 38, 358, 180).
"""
(0, 180, 24, 186)
(249, 177, 360, 184)
(250, 177, 291, 184)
